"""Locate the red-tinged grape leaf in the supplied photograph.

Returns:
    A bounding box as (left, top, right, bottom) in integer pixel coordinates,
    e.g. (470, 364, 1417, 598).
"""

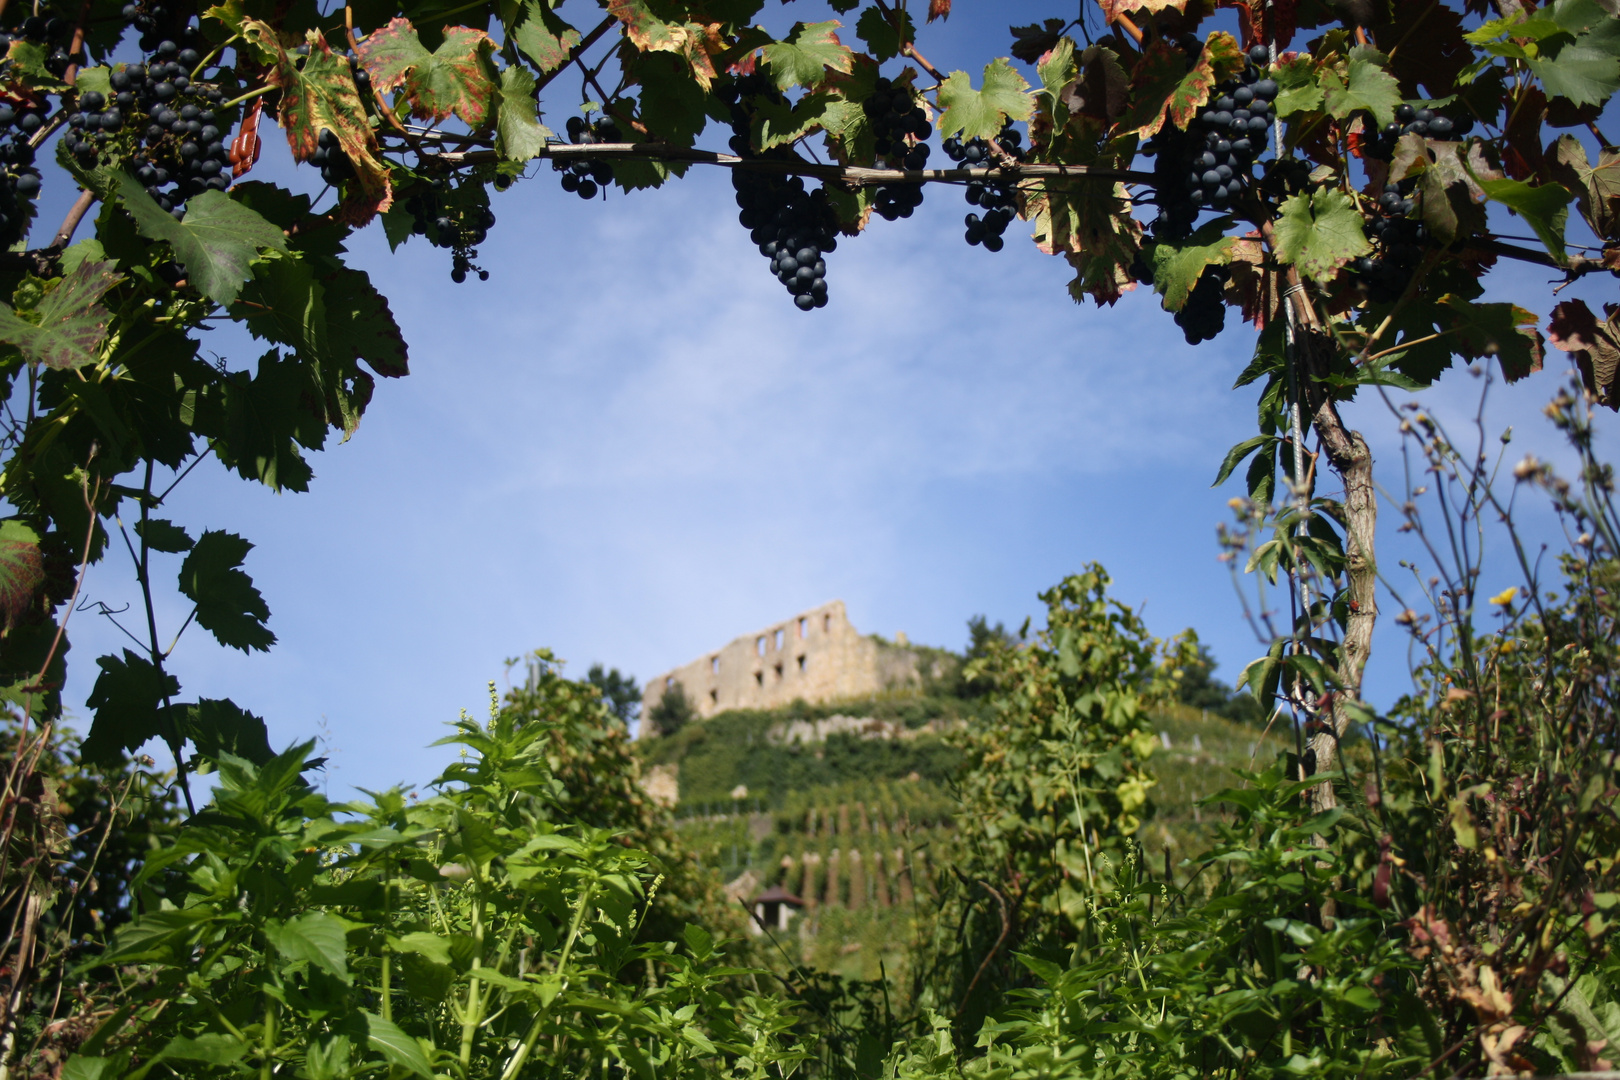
(511, 0, 579, 74)
(321, 266, 409, 378)
(927, 0, 950, 22)
(1272, 187, 1371, 283)
(1098, 0, 1191, 20)
(118, 173, 287, 307)
(0, 258, 121, 370)
(0, 520, 43, 632)
(609, 1, 727, 89)
(1502, 84, 1549, 181)
(1439, 295, 1545, 382)
(1149, 218, 1237, 312)
(1114, 32, 1240, 138)
(1223, 234, 1277, 327)
(762, 21, 854, 92)
(1372, 0, 1469, 99)
(357, 19, 497, 126)
(1029, 165, 1141, 305)
(1550, 134, 1620, 240)
(1549, 298, 1620, 408)
(938, 57, 1032, 142)
(247, 22, 393, 224)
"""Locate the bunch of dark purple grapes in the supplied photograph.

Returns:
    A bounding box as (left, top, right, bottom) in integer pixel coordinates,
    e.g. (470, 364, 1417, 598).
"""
(552, 115, 618, 199)
(0, 15, 79, 76)
(718, 73, 839, 310)
(1352, 178, 1431, 303)
(1175, 264, 1229, 345)
(864, 78, 932, 221)
(0, 102, 45, 247)
(945, 120, 1024, 250)
(402, 180, 497, 282)
(1359, 104, 1473, 161)
(309, 128, 352, 188)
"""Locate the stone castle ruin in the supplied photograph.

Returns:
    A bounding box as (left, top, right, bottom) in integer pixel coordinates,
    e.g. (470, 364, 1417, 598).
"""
(639, 600, 932, 732)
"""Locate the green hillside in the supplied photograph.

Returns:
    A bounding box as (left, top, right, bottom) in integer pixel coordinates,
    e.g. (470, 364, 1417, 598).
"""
(635, 681, 1284, 982)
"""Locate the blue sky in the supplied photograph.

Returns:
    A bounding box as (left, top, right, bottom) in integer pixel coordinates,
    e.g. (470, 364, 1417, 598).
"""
(32, 0, 1620, 797)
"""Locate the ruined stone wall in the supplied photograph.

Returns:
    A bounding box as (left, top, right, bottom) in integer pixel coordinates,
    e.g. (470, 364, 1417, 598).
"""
(640, 600, 921, 731)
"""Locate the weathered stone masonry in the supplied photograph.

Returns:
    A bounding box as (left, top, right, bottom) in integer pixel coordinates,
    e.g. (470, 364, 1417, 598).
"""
(639, 600, 922, 730)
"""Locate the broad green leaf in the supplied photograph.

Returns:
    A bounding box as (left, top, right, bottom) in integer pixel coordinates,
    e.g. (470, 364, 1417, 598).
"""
(1440, 295, 1545, 381)
(763, 21, 854, 91)
(1272, 188, 1370, 283)
(938, 57, 1033, 141)
(238, 253, 329, 363)
(361, 1012, 433, 1078)
(266, 912, 350, 982)
(511, 0, 579, 72)
(321, 267, 409, 377)
(683, 922, 715, 960)
(389, 932, 452, 964)
(357, 18, 497, 125)
(1273, 54, 1324, 117)
(195, 350, 320, 492)
(158, 1034, 248, 1065)
(1150, 217, 1235, 311)
(178, 530, 276, 654)
(1477, 176, 1573, 263)
(1319, 56, 1401, 126)
(185, 698, 273, 764)
(497, 65, 551, 162)
(61, 1057, 125, 1080)
(0, 258, 121, 370)
(855, 6, 911, 62)
(0, 520, 43, 630)
(1530, 31, 1620, 106)
(81, 650, 181, 766)
(117, 173, 286, 307)
(1213, 435, 1270, 487)
(135, 518, 194, 553)
(753, 92, 833, 150)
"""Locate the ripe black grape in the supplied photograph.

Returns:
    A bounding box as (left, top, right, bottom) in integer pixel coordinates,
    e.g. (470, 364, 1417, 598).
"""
(1351, 178, 1433, 303)
(403, 179, 497, 282)
(1358, 104, 1473, 161)
(1175, 264, 1228, 345)
(942, 119, 1023, 250)
(551, 115, 619, 200)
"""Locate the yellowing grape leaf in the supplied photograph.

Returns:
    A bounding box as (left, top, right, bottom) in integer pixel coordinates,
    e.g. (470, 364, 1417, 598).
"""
(511, 0, 579, 73)
(762, 21, 854, 91)
(357, 20, 497, 126)
(0, 258, 121, 370)
(1114, 32, 1241, 138)
(1549, 298, 1620, 408)
(609, 0, 726, 89)
(0, 520, 42, 631)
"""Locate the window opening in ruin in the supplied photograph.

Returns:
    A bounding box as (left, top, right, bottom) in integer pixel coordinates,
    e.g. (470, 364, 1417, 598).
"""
(773, 628, 784, 650)
(798, 655, 806, 673)
(711, 656, 719, 675)
(710, 689, 718, 706)
(823, 613, 831, 633)
(756, 636, 765, 657)
(774, 662, 784, 680)
(798, 617, 806, 638)
(754, 671, 764, 687)
(665, 675, 673, 689)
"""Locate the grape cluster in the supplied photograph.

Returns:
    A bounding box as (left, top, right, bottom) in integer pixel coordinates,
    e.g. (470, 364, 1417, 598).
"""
(719, 74, 840, 311)
(1352, 179, 1430, 303)
(401, 180, 497, 283)
(1359, 104, 1473, 160)
(309, 128, 352, 188)
(0, 15, 80, 77)
(1256, 155, 1314, 202)
(0, 103, 44, 247)
(551, 115, 618, 200)
(944, 123, 1024, 251)
(864, 77, 932, 167)
(1147, 44, 1277, 239)
(1175, 264, 1229, 344)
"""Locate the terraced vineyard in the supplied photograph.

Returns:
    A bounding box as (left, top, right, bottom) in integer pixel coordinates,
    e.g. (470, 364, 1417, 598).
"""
(638, 690, 1285, 980)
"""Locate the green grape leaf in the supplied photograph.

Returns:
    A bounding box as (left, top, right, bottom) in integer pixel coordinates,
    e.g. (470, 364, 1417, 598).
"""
(118, 173, 286, 307)
(1440, 295, 1545, 381)
(1476, 175, 1574, 263)
(496, 64, 551, 162)
(81, 650, 181, 766)
(0, 520, 42, 631)
(246, 23, 392, 223)
(322, 267, 409, 378)
(6, 39, 67, 88)
(135, 518, 194, 554)
(0, 257, 121, 370)
(511, 0, 579, 73)
(938, 57, 1033, 141)
(1272, 188, 1371, 283)
(266, 912, 350, 982)
(357, 19, 497, 125)
(237, 253, 330, 363)
(1530, 33, 1620, 106)
(185, 698, 273, 764)
(855, 6, 911, 63)
(1151, 217, 1236, 312)
(763, 21, 854, 91)
(1273, 54, 1324, 117)
(1319, 56, 1401, 126)
(193, 350, 320, 492)
(753, 92, 833, 150)
(361, 1013, 433, 1078)
(178, 530, 276, 654)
